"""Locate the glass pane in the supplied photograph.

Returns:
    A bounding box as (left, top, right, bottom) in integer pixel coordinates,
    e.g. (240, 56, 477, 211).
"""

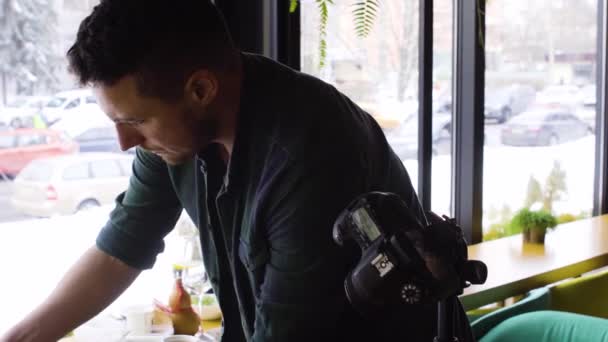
(119, 158, 134, 176)
(483, 0, 597, 241)
(0, 1, 199, 332)
(90, 160, 122, 178)
(62, 162, 90, 181)
(18, 161, 53, 182)
(0, 134, 16, 149)
(301, 0, 420, 191)
(17, 134, 45, 147)
(431, 0, 453, 216)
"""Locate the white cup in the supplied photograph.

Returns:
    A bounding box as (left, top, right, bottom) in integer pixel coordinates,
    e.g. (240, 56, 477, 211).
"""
(124, 304, 154, 335)
(163, 335, 199, 342)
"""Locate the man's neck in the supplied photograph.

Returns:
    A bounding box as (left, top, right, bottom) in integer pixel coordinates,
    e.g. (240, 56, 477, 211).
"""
(210, 55, 244, 164)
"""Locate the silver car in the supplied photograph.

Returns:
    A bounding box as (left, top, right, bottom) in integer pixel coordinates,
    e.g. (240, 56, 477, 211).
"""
(500, 108, 591, 146)
(10, 153, 133, 217)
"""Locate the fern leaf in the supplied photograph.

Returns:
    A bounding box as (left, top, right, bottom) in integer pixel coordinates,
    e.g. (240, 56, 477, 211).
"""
(352, 0, 379, 38)
(316, 0, 333, 68)
(289, 0, 298, 13)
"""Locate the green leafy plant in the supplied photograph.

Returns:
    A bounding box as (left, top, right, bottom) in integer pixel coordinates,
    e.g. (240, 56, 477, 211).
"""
(507, 208, 557, 243)
(290, 0, 299, 13)
(353, 1, 379, 37)
(290, 0, 379, 68)
(508, 208, 557, 234)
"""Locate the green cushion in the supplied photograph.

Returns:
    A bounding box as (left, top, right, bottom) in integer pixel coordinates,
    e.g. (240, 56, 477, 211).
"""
(480, 311, 608, 342)
(550, 270, 608, 319)
(471, 288, 551, 340)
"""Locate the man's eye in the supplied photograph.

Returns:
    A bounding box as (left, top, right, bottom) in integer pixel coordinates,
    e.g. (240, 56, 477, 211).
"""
(128, 119, 145, 126)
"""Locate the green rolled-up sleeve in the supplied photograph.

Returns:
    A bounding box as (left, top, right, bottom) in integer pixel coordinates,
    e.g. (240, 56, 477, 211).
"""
(96, 148, 183, 270)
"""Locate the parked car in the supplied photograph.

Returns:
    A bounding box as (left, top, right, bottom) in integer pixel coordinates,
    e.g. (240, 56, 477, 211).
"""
(575, 85, 596, 132)
(385, 113, 452, 160)
(0, 128, 79, 177)
(0, 96, 50, 128)
(500, 108, 591, 146)
(576, 101, 596, 133)
(73, 126, 121, 153)
(358, 100, 417, 130)
(484, 85, 536, 123)
(10, 153, 133, 217)
(41, 89, 97, 125)
(50, 104, 122, 153)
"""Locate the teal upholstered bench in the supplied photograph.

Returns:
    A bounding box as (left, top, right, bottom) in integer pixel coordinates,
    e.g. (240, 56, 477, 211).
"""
(470, 287, 551, 340)
(479, 311, 608, 342)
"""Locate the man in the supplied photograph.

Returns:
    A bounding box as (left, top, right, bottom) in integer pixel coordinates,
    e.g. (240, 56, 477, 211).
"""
(2, 1, 473, 341)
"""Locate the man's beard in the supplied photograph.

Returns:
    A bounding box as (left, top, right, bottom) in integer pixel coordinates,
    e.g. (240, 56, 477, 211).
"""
(187, 105, 219, 154)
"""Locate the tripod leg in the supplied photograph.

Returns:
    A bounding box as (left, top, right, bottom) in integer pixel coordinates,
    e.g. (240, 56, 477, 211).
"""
(434, 297, 458, 342)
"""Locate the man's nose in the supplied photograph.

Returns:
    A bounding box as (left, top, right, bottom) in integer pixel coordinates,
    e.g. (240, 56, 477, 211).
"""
(115, 124, 144, 151)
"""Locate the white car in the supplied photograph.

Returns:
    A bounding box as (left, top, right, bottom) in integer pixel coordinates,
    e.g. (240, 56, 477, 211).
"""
(41, 89, 98, 125)
(574, 85, 596, 132)
(0, 96, 50, 128)
(575, 101, 596, 133)
(10, 153, 133, 217)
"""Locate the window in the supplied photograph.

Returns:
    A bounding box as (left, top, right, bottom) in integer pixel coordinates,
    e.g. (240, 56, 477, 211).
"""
(431, 0, 453, 215)
(64, 98, 80, 110)
(300, 1, 455, 216)
(90, 160, 122, 178)
(17, 134, 45, 147)
(300, 0, 420, 184)
(62, 162, 90, 180)
(0, 135, 16, 149)
(119, 158, 133, 177)
(18, 161, 53, 182)
(76, 127, 116, 141)
(482, 0, 597, 241)
(46, 97, 67, 108)
(0, 0, 196, 332)
(63, 0, 91, 11)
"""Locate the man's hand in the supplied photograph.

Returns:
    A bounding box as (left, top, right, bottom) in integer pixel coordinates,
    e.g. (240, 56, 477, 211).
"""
(1, 246, 140, 342)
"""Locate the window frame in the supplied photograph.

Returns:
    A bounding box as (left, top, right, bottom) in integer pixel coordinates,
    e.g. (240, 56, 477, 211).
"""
(224, 0, 608, 244)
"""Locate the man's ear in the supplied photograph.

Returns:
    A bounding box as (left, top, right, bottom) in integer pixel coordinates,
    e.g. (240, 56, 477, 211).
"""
(185, 70, 218, 106)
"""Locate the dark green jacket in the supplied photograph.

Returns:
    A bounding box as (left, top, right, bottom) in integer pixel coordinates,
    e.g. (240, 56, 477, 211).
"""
(97, 54, 472, 341)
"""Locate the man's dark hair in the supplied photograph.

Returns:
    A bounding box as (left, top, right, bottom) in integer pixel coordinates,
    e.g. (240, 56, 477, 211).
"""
(67, 0, 237, 101)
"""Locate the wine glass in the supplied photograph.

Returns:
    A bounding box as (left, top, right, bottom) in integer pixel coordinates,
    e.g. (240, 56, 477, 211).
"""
(177, 234, 211, 309)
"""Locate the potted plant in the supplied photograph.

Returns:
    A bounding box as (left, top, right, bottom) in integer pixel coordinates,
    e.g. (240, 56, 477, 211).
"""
(508, 208, 558, 244)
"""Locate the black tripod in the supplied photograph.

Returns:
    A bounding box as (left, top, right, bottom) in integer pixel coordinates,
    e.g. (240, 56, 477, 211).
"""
(425, 213, 488, 342)
(435, 296, 463, 342)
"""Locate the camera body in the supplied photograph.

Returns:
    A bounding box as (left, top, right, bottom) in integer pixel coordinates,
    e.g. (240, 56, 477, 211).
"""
(333, 192, 434, 315)
(333, 192, 484, 317)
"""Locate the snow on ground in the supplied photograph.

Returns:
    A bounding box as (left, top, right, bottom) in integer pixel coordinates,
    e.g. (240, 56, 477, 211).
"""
(0, 206, 192, 333)
(403, 135, 596, 228)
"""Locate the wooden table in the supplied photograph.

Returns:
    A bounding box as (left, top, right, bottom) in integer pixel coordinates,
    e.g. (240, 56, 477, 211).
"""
(459, 215, 608, 311)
